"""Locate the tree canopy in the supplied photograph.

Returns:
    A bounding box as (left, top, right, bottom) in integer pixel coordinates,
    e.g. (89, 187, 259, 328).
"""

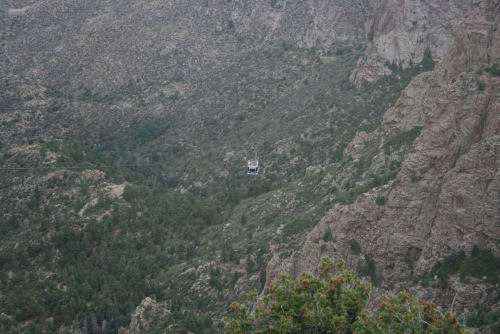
(225, 257, 465, 334)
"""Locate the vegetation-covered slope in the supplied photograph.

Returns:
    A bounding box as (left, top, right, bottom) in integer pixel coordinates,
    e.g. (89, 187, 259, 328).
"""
(1, 1, 498, 333)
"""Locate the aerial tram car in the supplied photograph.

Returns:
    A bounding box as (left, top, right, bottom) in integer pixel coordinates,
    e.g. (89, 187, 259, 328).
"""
(247, 156, 259, 175)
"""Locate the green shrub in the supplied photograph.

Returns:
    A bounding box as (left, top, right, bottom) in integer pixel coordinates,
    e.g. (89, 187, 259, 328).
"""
(478, 81, 485, 91)
(322, 230, 334, 242)
(283, 214, 313, 236)
(466, 304, 500, 332)
(485, 63, 500, 76)
(359, 255, 381, 285)
(421, 246, 500, 289)
(421, 48, 436, 72)
(383, 126, 422, 154)
(152, 310, 217, 334)
(349, 239, 361, 255)
(376, 196, 387, 206)
(209, 267, 223, 290)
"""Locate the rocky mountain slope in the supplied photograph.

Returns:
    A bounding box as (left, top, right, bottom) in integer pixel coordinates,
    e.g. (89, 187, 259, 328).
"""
(270, 0, 500, 317)
(351, 0, 485, 86)
(1, 0, 499, 333)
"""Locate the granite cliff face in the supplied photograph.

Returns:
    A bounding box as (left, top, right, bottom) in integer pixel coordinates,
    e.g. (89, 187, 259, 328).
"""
(270, 0, 500, 313)
(350, 0, 485, 86)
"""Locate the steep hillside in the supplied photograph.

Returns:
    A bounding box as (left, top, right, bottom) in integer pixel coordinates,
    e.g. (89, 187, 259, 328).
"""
(0, 0, 499, 333)
(271, 0, 500, 326)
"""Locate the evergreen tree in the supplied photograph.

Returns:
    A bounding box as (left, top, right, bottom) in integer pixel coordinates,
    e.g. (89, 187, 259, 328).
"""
(226, 257, 465, 334)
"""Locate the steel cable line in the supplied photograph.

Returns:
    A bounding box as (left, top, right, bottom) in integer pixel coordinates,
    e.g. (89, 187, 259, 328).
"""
(0, 164, 139, 171)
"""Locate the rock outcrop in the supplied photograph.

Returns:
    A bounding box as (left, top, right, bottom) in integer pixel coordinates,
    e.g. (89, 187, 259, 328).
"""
(350, 0, 484, 86)
(271, 0, 500, 312)
(118, 297, 169, 334)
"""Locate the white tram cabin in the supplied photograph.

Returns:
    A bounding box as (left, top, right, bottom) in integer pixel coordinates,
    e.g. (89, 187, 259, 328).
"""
(247, 158, 259, 175)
